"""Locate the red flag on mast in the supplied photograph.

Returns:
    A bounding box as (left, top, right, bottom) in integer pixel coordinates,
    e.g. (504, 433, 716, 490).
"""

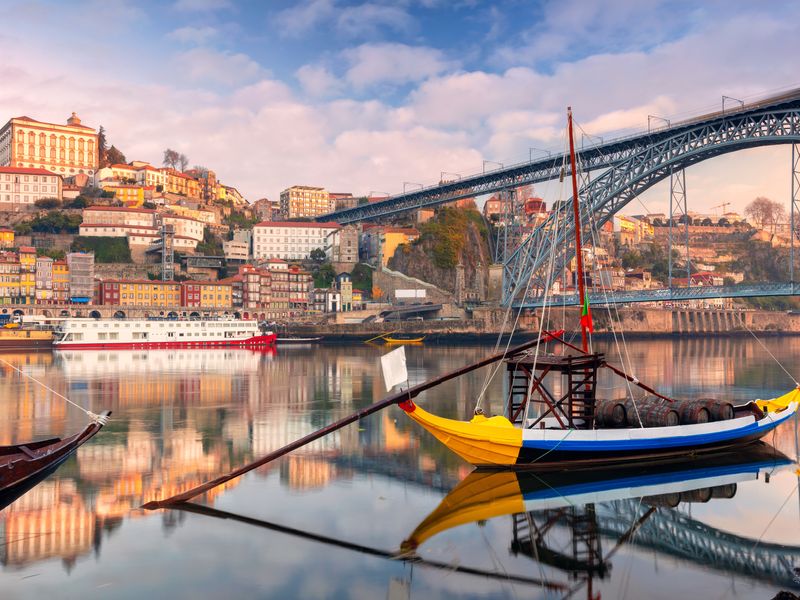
(580, 292, 593, 334)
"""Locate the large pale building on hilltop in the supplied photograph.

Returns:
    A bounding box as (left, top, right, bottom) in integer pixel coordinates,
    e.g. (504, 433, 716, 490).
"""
(0, 113, 99, 180)
(279, 185, 331, 219)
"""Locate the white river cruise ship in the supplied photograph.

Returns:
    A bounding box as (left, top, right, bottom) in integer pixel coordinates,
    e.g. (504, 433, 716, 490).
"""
(53, 318, 276, 350)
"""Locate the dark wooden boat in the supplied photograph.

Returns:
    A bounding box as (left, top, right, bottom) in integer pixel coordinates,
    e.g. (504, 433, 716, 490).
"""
(276, 336, 324, 344)
(0, 411, 111, 509)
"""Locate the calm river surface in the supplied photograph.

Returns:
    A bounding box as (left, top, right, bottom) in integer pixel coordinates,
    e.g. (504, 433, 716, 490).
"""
(0, 337, 799, 599)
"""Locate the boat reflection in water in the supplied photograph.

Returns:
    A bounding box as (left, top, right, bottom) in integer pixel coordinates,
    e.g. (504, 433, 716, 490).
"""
(402, 443, 800, 595)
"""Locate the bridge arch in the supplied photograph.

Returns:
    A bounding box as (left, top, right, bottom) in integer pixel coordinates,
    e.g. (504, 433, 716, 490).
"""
(504, 108, 800, 304)
(113, 310, 126, 319)
(90, 310, 101, 319)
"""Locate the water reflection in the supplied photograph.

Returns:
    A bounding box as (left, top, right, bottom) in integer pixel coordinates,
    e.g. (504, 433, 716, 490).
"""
(0, 340, 797, 598)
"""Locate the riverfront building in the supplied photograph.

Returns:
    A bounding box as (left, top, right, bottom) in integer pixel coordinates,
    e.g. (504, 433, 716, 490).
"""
(0, 113, 98, 179)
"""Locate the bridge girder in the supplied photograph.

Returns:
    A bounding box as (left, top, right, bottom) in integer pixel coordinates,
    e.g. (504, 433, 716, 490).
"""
(504, 106, 800, 306)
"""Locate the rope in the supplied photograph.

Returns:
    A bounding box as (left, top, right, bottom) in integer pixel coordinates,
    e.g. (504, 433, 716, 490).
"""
(0, 356, 106, 425)
(736, 312, 800, 386)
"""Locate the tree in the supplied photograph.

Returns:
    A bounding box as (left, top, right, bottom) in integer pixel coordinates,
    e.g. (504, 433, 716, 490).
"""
(192, 165, 209, 176)
(34, 197, 61, 209)
(701, 217, 712, 226)
(178, 153, 189, 172)
(162, 149, 180, 169)
(313, 263, 336, 288)
(98, 125, 107, 166)
(106, 145, 126, 166)
(745, 196, 785, 232)
(310, 248, 327, 264)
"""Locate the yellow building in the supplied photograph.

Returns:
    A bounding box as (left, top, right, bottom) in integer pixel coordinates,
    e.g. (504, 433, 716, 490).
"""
(18, 246, 35, 303)
(364, 226, 420, 267)
(53, 260, 69, 303)
(0, 229, 14, 248)
(0, 255, 20, 304)
(0, 113, 99, 179)
(279, 185, 331, 219)
(104, 185, 146, 208)
(198, 282, 232, 308)
(102, 280, 182, 306)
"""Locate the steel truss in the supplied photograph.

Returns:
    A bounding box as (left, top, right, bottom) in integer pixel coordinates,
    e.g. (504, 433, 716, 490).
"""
(504, 101, 800, 306)
(320, 90, 800, 226)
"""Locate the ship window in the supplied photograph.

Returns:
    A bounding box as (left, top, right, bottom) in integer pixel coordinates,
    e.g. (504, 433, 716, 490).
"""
(73, 333, 83, 341)
(109, 332, 118, 340)
(98, 332, 107, 340)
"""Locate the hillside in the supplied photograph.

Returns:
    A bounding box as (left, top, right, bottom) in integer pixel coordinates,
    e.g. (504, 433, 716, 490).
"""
(388, 207, 491, 295)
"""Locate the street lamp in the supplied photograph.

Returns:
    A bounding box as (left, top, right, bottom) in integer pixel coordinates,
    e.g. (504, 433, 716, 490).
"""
(721, 95, 744, 116)
(440, 171, 461, 182)
(483, 160, 503, 173)
(529, 148, 552, 162)
(580, 132, 603, 150)
(647, 114, 671, 133)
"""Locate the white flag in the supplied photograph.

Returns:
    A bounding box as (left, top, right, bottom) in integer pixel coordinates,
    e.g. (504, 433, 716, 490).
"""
(381, 346, 408, 392)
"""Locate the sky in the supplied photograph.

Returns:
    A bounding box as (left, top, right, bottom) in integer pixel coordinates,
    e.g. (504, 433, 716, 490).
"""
(2, 0, 800, 214)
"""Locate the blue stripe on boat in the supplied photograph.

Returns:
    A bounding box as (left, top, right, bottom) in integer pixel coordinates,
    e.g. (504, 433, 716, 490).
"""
(519, 458, 790, 502)
(521, 409, 794, 452)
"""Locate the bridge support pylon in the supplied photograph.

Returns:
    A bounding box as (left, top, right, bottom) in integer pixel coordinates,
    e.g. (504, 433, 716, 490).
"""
(791, 144, 800, 282)
(668, 167, 690, 290)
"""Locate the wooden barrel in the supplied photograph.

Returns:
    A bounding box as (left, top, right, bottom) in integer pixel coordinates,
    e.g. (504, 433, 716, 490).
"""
(674, 400, 710, 424)
(639, 404, 680, 427)
(594, 400, 627, 428)
(681, 487, 713, 503)
(643, 493, 681, 508)
(710, 483, 737, 499)
(623, 398, 648, 426)
(703, 400, 735, 421)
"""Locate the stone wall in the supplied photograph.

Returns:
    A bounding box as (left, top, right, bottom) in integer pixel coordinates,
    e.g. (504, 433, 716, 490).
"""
(373, 266, 453, 304)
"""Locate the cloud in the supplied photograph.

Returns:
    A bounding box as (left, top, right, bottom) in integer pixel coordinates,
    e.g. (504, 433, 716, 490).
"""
(273, 0, 335, 37)
(335, 3, 415, 37)
(296, 64, 343, 98)
(343, 43, 456, 89)
(274, 0, 415, 39)
(168, 25, 218, 44)
(173, 0, 232, 11)
(173, 48, 266, 86)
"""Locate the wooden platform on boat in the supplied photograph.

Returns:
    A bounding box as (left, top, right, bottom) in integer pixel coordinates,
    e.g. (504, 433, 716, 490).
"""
(506, 352, 604, 371)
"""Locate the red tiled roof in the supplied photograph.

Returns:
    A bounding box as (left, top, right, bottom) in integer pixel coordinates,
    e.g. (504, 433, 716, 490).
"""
(80, 223, 158, 230)
(10, 116, 95, 131)
(84, 206, 156, 214)
(254, 221, 340, 229)
(101, 279, 181, 285)
(18, 246, 35, 253)
(0, 166, 60, 176)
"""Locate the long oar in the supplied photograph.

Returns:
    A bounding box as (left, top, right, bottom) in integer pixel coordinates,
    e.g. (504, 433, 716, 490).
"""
(364, 330, 398, 343)
(172, 502, 568, 591)
(142, 330, 562, 509)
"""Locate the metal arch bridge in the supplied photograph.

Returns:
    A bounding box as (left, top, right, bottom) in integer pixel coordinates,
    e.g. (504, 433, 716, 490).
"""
(503, 91, 800, 307)
(596, 498, 800, 590)
(317, 88, 800, 228)
(315, 88, 800, 307)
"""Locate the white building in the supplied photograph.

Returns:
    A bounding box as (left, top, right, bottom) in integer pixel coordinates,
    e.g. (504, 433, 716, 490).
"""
(161, 214, 204, 242)
(252, 221, 340, 261)
(0, 166, 62, 208)
(223, 240, 249, 262)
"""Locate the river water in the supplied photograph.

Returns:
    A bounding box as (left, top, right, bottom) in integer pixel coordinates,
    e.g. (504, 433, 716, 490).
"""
(0, 337, 798, 599)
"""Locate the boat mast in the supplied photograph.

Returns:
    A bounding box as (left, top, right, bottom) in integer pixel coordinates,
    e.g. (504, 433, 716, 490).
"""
(567, 107, 589, 353)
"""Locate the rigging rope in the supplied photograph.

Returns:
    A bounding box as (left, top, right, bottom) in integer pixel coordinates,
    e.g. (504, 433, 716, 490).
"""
(735, 312, 800, 386)
(0, 356, 107, 425)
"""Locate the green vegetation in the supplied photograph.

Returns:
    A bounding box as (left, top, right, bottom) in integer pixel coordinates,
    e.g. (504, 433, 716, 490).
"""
(417, 207, 488, 269)
(71, 237, 132, 263)
(224, 210, 258, 229)
(313, 263, 336, 288)
(36, 248, 65, 260)
(195, 229, 223, 256)
(620, 242, 677, 283)
(351, 263, 373, 293)
(731, 242, 788, 283)
(63, 196, 92, 209)
(15, 211, 82, 235)
(34, 197, 61, 209)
